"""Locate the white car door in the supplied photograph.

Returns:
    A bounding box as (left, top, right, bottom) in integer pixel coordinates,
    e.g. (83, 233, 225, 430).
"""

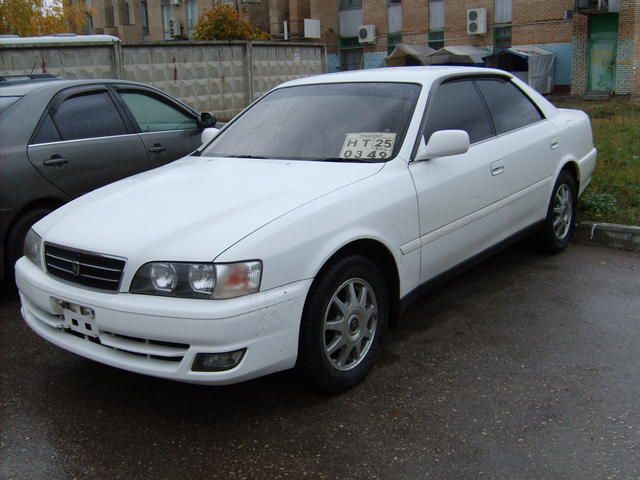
(474, 77, 561, 233)
(409, 78, 505, 283)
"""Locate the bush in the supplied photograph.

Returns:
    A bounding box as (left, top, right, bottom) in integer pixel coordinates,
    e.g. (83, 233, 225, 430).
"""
(580, 192, 618, 217)
(194, 5, 269, 41)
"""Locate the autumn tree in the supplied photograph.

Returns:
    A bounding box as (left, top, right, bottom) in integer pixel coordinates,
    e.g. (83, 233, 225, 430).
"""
(0, 0, 89, 36)
(194, 4, 269, 41)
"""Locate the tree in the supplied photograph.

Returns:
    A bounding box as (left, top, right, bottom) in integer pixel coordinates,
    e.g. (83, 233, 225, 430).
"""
(0, 0, 89, 37)
(193, 4, 269, 41)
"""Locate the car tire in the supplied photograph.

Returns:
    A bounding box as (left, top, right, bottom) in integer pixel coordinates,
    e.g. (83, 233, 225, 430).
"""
(298, 255, 388, 394)
(4, 208, 51, 287)
(540, 170, 577, 254)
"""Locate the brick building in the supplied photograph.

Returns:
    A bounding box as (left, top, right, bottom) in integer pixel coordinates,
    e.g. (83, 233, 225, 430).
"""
(320, 0, 640, 95)
(73, 0, 640, 95)
(73, 0, 313, 43)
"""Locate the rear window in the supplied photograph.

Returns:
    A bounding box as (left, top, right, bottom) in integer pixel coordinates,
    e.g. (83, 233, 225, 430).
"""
(0, 96, 21, 114)
(53, 92, 127, 141)
(475, 78, 544, 134)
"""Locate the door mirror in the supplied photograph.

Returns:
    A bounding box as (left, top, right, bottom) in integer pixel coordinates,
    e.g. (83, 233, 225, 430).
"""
(199, 112, 217, 129)
(201, 127, 220, 145)
(414, 130, 470, 162)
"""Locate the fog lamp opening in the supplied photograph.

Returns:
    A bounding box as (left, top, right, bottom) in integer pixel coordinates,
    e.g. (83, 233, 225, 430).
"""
(192, 349, 246, 372)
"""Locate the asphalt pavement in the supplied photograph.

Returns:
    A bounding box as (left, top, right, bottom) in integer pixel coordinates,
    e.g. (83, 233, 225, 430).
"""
(1, 243, 639, 479)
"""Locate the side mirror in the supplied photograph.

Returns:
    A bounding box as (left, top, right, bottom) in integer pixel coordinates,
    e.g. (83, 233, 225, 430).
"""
(201, 127, 220, 145)
(414, 130, 470, 162)
(199, 112, 217, 129)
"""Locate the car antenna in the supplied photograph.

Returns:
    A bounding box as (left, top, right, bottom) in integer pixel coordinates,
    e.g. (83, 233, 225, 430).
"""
(30, 63, 37, 75)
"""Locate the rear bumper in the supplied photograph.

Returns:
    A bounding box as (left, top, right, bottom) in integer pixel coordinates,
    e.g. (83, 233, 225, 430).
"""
(16, 257, 311, 385)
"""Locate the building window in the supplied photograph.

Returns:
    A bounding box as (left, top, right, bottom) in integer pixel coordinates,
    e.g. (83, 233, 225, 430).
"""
(118, 0, 131, 24)
(493, 25, 512, 51)
(85, 12, 94, 34)
(388, 0, 401, 4)
(140, 0, 149, 36)
(388, 33, 402, 54)
(104, 0, 115, 27)
(388, 1, 402, 34)
(340, 37, 363, 71)
(494, 0, 512, 24)
(428, 30, 444, 50)
(187, 0, 198, 32)
(429, 0, 444, 30)
(340, 0, 363, 10)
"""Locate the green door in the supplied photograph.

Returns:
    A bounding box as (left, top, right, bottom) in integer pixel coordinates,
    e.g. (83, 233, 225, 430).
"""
(588, 14, 618, 92)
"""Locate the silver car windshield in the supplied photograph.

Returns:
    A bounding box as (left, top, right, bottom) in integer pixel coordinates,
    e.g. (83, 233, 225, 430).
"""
(202, 82, 421, 162)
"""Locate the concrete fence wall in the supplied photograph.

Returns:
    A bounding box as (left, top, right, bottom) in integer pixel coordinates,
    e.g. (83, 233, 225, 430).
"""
(0, 40, 326, 120)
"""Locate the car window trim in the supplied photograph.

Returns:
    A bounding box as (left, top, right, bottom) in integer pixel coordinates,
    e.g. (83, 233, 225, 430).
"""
(137, 129, 200, 137)
(411, 74, 500, 160)
(28, 131, 144, 148)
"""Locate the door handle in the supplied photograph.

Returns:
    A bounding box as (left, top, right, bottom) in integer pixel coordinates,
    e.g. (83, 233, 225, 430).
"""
(42, 155, 69, 167)
(490, 161, 505, 176)
(148, 144, 167, 153)
(550, 137, 560, 150)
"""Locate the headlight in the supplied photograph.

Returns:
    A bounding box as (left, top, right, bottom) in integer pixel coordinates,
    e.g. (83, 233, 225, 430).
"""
(24, 229, 44, 269)
(130, 261, 262, 299)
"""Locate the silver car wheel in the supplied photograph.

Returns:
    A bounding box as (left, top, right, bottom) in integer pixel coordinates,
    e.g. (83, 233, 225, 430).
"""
(323, 278, 378, 372)
(552, 183, 573, 240)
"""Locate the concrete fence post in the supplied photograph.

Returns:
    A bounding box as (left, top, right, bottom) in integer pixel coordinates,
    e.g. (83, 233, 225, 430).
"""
(244, 41, 255, 105)
(112, 40, 125, 79)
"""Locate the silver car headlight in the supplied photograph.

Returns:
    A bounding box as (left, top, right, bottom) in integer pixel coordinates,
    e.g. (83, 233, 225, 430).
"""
(24, 229, 44, 270)
(130, 261, 262, 299)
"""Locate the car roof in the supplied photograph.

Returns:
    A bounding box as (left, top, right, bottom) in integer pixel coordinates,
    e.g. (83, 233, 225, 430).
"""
(278, 66, 513, 88)
(0, 78, 156, 96)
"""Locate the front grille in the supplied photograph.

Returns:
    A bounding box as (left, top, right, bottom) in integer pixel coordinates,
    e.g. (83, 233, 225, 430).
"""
(44, 243, 125, 292)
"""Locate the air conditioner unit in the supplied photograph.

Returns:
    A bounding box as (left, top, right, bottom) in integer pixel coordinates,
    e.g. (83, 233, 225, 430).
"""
(358, 24, 376, 44)
(467, 8, 487, 35)
(168, 17, 181, 37)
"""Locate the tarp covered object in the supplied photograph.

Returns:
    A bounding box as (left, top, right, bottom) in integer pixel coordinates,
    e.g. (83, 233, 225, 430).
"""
(483, 46, 556, 94)
(384, 44, 436, 66)
(424, 45, 492, 66)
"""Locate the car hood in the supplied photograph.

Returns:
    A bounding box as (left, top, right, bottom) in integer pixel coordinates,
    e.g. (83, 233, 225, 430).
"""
(36, 156, 384, 262)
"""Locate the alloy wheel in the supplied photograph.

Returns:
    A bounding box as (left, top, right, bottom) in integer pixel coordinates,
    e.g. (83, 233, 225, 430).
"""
(323, 278, 378, 371)
(552, 183, 573, 240)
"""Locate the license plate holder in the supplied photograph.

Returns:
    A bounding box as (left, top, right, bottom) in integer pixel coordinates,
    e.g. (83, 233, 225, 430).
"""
(53, 298, 98, 338)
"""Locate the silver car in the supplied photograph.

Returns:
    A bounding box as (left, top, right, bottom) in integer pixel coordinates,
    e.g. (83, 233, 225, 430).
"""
(0, 75, 216, 284)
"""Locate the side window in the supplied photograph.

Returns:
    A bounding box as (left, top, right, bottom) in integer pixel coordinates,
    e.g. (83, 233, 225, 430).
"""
(119, 92, 198, 132)
(32, 113, 61, 144)
(475, 78, 544, 135)
(423, 79, 493, 144)
(53, 92, 128, 141)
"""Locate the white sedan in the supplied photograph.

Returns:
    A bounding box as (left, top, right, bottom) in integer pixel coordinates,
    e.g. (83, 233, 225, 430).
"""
(16, 67, 597, 392)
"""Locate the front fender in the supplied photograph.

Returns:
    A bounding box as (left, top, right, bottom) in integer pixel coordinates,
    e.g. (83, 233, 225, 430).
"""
(214, 161, 421, 298)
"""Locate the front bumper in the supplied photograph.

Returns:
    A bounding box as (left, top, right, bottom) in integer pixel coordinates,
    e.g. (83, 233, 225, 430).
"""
(16, 257, 311, 385)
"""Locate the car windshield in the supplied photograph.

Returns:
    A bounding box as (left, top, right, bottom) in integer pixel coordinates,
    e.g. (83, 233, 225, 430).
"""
(0, 96, 21, 114)
(202, 82, 421, 162)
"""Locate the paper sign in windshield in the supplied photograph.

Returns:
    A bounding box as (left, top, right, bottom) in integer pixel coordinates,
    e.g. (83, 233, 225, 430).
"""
(339, 132, 396, 160)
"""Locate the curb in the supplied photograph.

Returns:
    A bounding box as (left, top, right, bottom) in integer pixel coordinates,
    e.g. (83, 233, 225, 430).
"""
(574, 221, 640, 253)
